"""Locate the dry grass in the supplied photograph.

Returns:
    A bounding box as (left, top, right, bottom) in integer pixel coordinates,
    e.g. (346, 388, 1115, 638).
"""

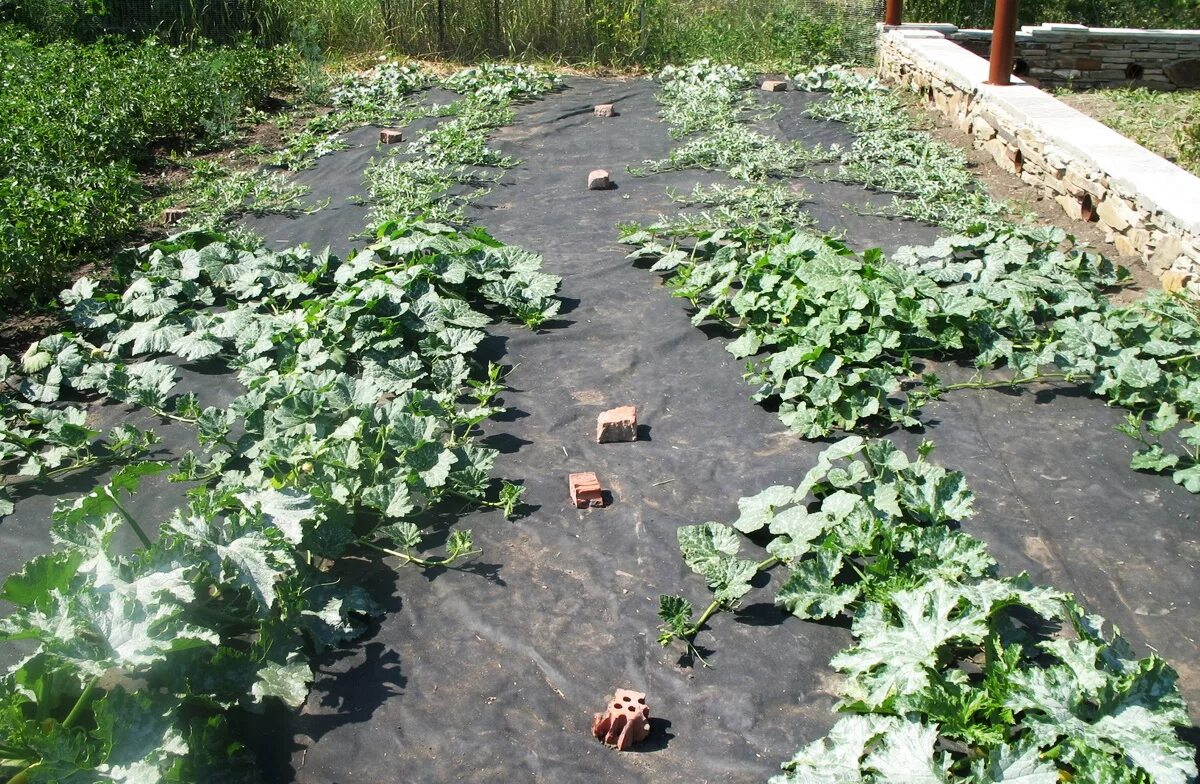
(1057, 88, 1200, 176)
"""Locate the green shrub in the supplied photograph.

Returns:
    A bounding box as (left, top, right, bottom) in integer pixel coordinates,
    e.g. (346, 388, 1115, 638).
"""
(641, 0, 874, 68)
(903, 0, 1200, 29)
(0, 25, 296, 306)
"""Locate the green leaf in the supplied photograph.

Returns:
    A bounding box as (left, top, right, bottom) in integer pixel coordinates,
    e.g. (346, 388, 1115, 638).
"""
(93, 688, 189, 784)
(1007, 655, 1196, 784)
(1172, 463, 1200, 493)
(731, 485, 796, 533)
(862, 717, 951, 783)
(237, 488, 319, 546)
(251, 660, 312, 707)
(833, 580, 988, 708)
(772, 715, 892, 783)
(678, 523, 742, 570)
(1, 550, 84, 608)
(299, 585, 381, 652)
(969, 742, 1058, 783)
(1130, 445, 1180, 472)
(775, 550, 858, 620)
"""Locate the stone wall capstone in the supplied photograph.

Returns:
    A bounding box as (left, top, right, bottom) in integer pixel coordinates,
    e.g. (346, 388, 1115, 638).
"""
(877, 25, 1200, 296)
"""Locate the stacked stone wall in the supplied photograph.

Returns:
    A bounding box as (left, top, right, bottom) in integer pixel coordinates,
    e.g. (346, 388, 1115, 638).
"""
(878, 27, 1200, 295)
(948, 23, 1200, 91)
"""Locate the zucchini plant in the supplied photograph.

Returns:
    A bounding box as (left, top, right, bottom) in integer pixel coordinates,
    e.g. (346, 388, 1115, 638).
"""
(659, 438, 1197, 784)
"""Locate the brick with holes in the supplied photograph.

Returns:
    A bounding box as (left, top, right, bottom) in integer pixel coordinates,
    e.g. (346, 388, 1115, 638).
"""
(592, 689, 651, 750)
(569, 472, 605, 508)
(596, 405, 637, 443)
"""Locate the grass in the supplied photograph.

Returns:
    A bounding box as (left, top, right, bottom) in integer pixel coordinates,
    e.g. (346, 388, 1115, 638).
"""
(640, 0, 876, 69)
(903, 0, 1200, 28)
(1057, 88, 1200, 176)
(3, 0, 879, 66)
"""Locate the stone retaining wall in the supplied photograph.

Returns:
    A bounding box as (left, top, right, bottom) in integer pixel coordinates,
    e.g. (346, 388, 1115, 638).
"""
(878, 26, 1200, 295)
(943, 23, 1200, 91)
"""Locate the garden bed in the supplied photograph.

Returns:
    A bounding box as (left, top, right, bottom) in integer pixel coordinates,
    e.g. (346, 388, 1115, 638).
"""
(2, 68, 1198, 783)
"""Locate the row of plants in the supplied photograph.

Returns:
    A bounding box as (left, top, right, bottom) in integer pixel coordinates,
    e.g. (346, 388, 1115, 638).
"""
(657, 437, 1197, 783)
(623, 61, 1200, 493)
(0, 64, 561, 781)
(0, 23, 299, 307)
(633, 60, 1195, 780)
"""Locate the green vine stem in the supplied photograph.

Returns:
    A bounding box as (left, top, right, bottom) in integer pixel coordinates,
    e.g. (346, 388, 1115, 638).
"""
(107, 488, 153, 549)
(7, 676, 100, 784)
(361, 540, 480, 569)
(677, 555, 781, 665)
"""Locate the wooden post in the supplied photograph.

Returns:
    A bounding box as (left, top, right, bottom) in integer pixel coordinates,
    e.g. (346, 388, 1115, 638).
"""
(987, 0, 1020, 86)
(884, 0, 902, 26)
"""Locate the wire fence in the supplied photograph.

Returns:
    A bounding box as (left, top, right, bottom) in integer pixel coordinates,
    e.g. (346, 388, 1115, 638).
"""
(1, 0, 886, 64)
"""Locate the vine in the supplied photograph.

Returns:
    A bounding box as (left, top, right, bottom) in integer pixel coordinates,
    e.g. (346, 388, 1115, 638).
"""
(659, 438, 1197, 783)
(0, 64, 561, 781)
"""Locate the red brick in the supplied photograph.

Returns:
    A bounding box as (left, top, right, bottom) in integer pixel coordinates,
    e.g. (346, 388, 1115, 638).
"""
(592, 689, 650, 750)
(594, 103, 616, 118)
(569, 472, 605, 508)
(588, 169, 611, 190)
(379, 128, 404, 144)
(596, 405, 637, 443)
(761, 80, 788, 92)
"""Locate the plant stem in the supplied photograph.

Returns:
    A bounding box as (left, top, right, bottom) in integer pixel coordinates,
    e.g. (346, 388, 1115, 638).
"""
(107, 489, 153, 549)
(8, 677, 103, 784)
(361, 539, 479, 568)
(62, 676, 99, 729)
(938, 372, 1083, 393)
(687, 555, 781, 638)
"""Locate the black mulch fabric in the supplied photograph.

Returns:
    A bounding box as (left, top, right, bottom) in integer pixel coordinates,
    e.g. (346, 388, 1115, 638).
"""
(2, 77, 1196, 784)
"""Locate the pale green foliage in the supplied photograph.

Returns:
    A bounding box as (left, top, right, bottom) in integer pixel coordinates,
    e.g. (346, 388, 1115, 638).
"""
(157, 158, 318, 230)
(660, 438, 1196, 783)
(330, 59, 430, 120)
(0, 63, 561, 782)
(654, 60, 755, 137)
(796, 67, 1010, 231)
(626, 217, 1200, 490)
(442, 63, 560, 105)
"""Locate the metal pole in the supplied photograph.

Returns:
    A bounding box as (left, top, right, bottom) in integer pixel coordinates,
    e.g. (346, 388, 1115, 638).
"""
(884, 0, 902, 26)
(987, 0, 1020, 86)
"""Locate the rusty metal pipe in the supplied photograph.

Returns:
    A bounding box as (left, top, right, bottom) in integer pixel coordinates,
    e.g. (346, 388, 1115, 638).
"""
(885, 0, 902, 26)
(987, 0, 1021, 86)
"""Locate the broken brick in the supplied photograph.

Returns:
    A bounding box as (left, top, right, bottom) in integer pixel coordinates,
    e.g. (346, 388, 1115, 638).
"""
(379, 128, 404, 144)
(592, 689, 651, 750)
(569, 472, 604, 509)
(761, 80, 788, 92)
(594, 103, 616, 118)
(588, 169, 611, 190)
(161, 207, 189, 226)
(596, 405, 637, 444)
